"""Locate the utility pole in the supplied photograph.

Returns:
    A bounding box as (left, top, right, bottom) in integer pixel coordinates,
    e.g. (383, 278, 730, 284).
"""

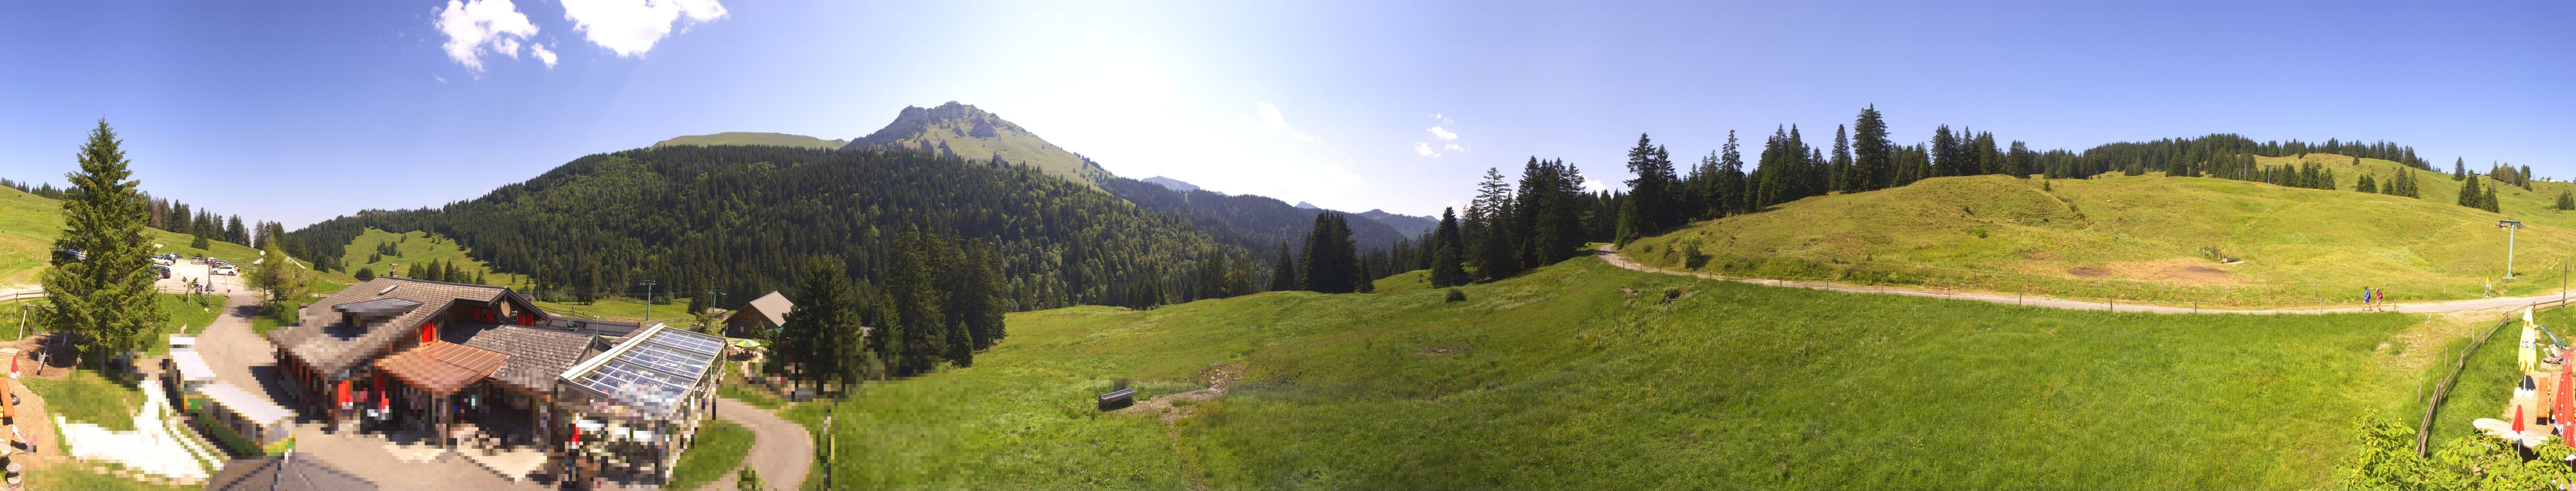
(641, 279, 656, 325)
(2501, 220, 2524, 279)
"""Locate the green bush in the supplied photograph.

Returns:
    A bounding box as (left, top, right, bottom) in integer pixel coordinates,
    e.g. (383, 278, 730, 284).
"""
(1444, 289, 1465, 303)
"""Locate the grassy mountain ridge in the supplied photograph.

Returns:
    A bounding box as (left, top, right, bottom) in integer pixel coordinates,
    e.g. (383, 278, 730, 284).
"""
(840, 102, 1113, 187)
(654, 132, 847, 150)
(1625, 153, 2576, 305)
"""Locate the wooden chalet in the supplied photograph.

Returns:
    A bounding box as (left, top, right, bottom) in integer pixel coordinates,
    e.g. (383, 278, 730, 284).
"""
(724, 291, 792, 338)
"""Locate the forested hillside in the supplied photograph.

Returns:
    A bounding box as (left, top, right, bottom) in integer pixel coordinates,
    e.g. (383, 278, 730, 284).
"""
(1094, 175, 1414, 257)
(281, 145, 1262, 311)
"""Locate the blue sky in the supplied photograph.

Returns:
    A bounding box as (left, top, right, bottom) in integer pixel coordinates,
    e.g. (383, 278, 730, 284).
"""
(0, 1, 2569, 228)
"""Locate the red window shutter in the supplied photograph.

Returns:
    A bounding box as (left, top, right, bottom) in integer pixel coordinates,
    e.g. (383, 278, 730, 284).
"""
(421, 321, 437, 343)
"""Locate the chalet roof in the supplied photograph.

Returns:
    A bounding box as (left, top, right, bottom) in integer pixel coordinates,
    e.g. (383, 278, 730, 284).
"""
(441, 322, 599, 395)
(269, 278, 541, 378)
(206, 456, 378, 491)
(375, 341, 507, 398)
(741, 291, 792, 327)
(198, 382, 296, 425)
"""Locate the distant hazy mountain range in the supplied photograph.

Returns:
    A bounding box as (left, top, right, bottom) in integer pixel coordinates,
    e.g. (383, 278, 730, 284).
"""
(1141, 176, 1199, 192)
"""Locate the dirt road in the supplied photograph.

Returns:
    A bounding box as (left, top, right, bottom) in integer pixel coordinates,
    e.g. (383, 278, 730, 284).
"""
(1592, 245, 2565, 315)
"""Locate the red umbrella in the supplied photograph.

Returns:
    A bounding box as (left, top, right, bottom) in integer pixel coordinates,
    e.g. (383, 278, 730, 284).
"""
(336, 380, 351, 409)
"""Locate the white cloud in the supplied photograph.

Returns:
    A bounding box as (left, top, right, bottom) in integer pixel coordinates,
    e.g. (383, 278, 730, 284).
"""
(1083, 27, 1106, 44)
(531, 43, 558, 68)
(1290, 132, 1317, 142)
(1255, 101, 1286, 130)
(433, 73, 448, 83)
(560, 0, 727, 58)
(435, 0, 540, 71)
(1582, 179, 1610, 192)
(1443, 143, 1465, 152)
(1427, 126, 1458, 140)
(1414, 142, 1440, 157)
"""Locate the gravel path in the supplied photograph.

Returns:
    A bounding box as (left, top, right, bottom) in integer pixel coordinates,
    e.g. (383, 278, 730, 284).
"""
(1593, 244, 2564, 314)
(713, 397, 811, 491)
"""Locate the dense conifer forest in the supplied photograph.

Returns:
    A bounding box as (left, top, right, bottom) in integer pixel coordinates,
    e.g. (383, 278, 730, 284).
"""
(282, 145, 1263, 311)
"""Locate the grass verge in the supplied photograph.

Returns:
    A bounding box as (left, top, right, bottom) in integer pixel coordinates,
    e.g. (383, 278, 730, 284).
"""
(667, 419, 755, 491)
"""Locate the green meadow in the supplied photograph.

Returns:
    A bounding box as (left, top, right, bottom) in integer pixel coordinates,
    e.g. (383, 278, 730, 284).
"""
(1625, 154, 2576, 308)
(782, 257, 2437, 489)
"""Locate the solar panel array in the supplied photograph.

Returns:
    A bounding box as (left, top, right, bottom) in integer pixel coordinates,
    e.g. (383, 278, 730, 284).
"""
(565, 327, 728, 416)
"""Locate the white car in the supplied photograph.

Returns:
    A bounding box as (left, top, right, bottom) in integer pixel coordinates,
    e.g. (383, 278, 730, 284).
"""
(212, 266, 238, 276)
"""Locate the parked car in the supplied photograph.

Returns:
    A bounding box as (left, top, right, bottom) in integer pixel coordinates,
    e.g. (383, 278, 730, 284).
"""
(212, 266, 238, 276)
(153, 264, 171, 279)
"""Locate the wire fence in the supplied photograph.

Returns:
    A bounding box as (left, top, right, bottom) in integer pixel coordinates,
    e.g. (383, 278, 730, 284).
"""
(2415, 297, 2571, 456)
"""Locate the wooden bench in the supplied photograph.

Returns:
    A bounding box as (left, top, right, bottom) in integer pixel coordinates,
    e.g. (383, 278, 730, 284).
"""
(1097, 388, 1136, 411)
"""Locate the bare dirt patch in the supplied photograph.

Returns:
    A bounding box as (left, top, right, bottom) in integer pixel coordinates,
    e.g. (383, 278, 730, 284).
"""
(2066, 267, 2110, 277)
(1110, 362, 1246, 491)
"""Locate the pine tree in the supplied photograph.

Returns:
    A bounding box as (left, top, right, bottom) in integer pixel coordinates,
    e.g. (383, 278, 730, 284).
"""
(2556, 190, 2574, 211)
(1714, 131, 1748, 214)
(2484, 186, 2501, 213)
(2357, 174, 2376, 194)
(1268, 241, 1297, 292)
(1852, 105, 1892, 191)
(1622, 134, 1679, 232)
(1299, 213, 1357, 293)
(41, 119, 169, 368)
(889, 226, 951, 374)
(1430, 208, 1468, 287)
(1830, 125, 1853, 192)
(780, 258, 861, 393)
(2461, 173, 2483, 208)
(1467, 167, 1520, 281)
(2455, 158, 2467, 181)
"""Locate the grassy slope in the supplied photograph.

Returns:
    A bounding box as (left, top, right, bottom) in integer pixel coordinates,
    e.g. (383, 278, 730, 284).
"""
(865, 117, 1106, 187)
(1627, 154, 2576, 305)
(529, 296, 695, 326)
(335, 228, 524, 287)
(0, 187, 262, 285)
(655, 132, 848, 150)
(668, 419, 756, 491)
(791, 257, 2426, 489)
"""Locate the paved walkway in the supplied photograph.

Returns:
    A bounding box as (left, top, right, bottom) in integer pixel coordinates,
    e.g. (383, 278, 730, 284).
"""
(1594, 245, 2567, 315)
(713, 397, 812, 491)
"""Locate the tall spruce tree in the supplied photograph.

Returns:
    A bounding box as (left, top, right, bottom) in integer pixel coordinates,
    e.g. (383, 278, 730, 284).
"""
(1714, 131, 1748, 214)
(2460, 173, 2484, 209)
(1299, 212, 1358, 293)
(1429, 207, 1467, 287)
(1830, 125, 1853, 192)
(1851, 105, 1892, 191)
(43, 119, 169, 367)
(1622, 134, 1679, 232)
(1467, 167, 1520, 281)
(888, 226, 951, 374)
(1268, 241, 1297, 292)
(779, 258, 862, 393)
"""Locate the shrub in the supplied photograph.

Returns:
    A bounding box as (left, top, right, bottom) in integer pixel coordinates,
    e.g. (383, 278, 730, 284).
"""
(354, 267, 375, 281)
(1445, 289, 1466, 303)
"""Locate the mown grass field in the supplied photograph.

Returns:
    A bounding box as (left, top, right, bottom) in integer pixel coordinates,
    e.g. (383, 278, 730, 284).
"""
(785, 257, 2435, 489)
(1625, 154, 2576, 307)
